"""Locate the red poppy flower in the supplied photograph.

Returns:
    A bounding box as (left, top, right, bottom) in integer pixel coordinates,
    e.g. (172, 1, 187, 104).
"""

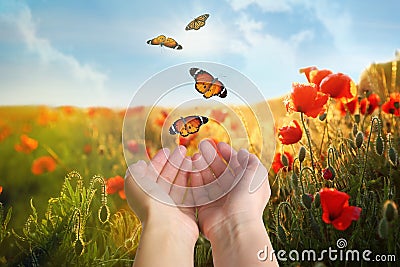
(300, 67, 332, 88)
(37, 107, 58, 125)
(299, 66, 318, 82)
(106, 175, 126, 199)
(155, 110, 169, 127)
(61, 106, 75, 115)
(320, 188, 361, 230)
(179, 134, 197, 147)
(146, 146, 153, 159)
(272, 152, 293, 173)
(211, 109, 228, 123)
(0, 185, 3, 195)
(0, 125, 11, 143)
(15, 134, 38, 154)
(322, 167, 335, 180)
(124, 106, 145, 117)
(278, 120, 302, 145)
(337, 97, 358, 116)
(83, 144, 92, 155)
(382, 93, 400, 116)
(31, 156, 57, 175)
(360, 93, 380, 115)
(319, 73, 356, 101)
(286, 83, 329, 118)
(127, 140, 140, 154)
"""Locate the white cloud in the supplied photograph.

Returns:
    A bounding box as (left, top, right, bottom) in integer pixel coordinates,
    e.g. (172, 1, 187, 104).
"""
(0, 1, 108, 106)
(312, 1, 353, 49)
(227, 14, 314, 97)
(226, 0, 293, 12)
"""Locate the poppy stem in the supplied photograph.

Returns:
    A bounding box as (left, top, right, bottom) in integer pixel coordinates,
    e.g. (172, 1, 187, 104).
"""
(299, 166, 318, 194)
(300, 112, 315, 173)
(361, 116, 380, 187)
(277, 201, 298, 224)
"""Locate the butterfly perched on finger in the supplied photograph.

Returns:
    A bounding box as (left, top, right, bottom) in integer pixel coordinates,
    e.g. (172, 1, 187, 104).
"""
(185, 14, 209, 31)
(147, 35, 183, 50)
(169, 115, 209, 137)
(190, 68, 227, 99)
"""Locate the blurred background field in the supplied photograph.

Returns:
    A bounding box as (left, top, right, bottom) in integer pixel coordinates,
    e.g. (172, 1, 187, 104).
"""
(0, 58, 399, 266)
(0, 101, 280, 265)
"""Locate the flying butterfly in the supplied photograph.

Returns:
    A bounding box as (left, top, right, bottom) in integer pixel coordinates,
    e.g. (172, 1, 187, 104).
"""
(190, 68, 227, 99)
(146, 35, 183, 50)
(169, 116, 209, 137)
(185, 14, 210, 31)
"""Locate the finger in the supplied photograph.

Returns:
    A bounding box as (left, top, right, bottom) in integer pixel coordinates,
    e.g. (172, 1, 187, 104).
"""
(217, 142, 240, 173)
(146, 148, 170, 182)
(190, 168, 210, 206)
(192, 151, 216, 185)
(193, 151, 225, 201)
(170, 156, 193, 205)
(158, 146, 186, 193)
(199, 140, 227, 178)
(236, 150, 268, 193)
(126, 160, 147, 180)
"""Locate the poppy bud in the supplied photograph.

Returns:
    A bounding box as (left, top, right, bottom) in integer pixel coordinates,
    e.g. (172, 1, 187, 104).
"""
(378, 218, 388, 239)
(375, 135, 384, 156)
(313, 192, 320, 208)
(319, 113, 327, 121)
(388, 147, 398, 166)
(322, 166, 335, 180)
(355, 131, 364, 149)
(281, 153, 289, 167)
(352, 123, 358, 137)
(383, 200, 398, 223)
(354, 114, 360, 123)
(302, 193, 313, 209)
(277, 225, 287, 243)
(298, 146, 306, 163)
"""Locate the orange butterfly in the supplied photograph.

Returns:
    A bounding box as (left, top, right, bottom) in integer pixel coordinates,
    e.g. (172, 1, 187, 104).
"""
(185, 14, 209, 31)
(147, 35, 183, 50)
(169, 116, 208, 137)
(190, 68, 227, 99)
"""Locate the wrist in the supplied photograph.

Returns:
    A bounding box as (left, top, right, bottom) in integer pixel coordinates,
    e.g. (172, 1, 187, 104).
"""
(145, 212, 199, 245)
(206, 214, 264, 244)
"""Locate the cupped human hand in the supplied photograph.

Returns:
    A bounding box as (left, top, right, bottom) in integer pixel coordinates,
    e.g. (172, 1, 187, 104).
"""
(191, 140, 271, 240)
(124, 145, 199, 243)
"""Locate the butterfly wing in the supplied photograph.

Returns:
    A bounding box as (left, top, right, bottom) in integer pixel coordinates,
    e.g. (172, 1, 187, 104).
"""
(205, 79, 227, 98)
(169, 118, 186, 136)
(163, 37, 183, 50)
(147, 35, 166, 45)
(190, 68, 227, 98)
(169, 116, 208, 137)
(185, 14, 209, 30)
(190, 68, 214, 96)
(184, 116, 209, 135)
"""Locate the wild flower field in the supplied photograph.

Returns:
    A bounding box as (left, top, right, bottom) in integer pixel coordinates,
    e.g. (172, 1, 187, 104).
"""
(0, 62, 399, 266)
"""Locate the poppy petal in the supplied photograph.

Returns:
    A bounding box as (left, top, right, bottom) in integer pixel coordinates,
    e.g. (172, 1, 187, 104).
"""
(332, 206, 362, 231)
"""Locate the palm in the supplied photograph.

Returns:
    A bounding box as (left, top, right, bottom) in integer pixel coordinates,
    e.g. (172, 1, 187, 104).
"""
(125, 146, 199, 240)
(192, 141, 270, 238)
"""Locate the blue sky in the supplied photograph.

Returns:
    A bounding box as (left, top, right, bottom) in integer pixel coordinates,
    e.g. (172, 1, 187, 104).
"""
(0, 0, 399, 107)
